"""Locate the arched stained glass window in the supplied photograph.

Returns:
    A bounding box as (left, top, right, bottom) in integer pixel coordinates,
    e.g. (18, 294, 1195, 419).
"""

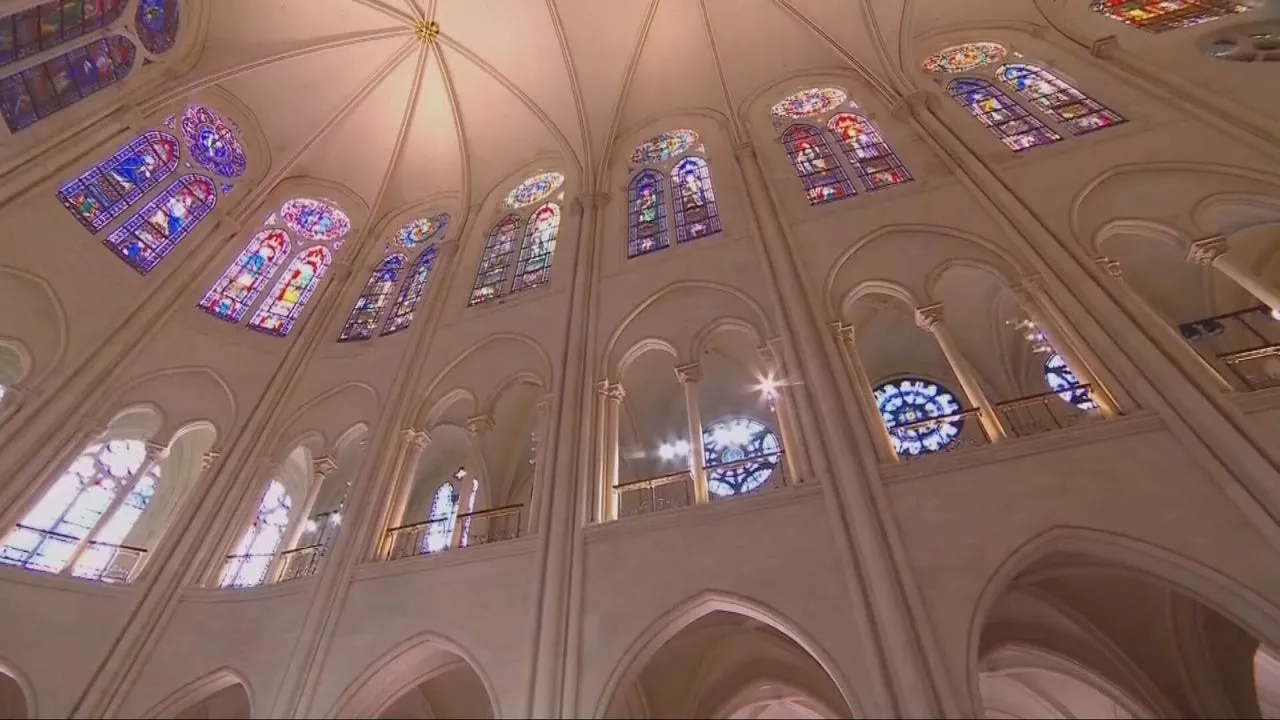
(874, 378, 965, 457)
(826, 114, 912, 191)
(702, 417, 782, 498)
(470, 215, 520, 306)
(423, 482, 459, 554)
(199, 228, 291, 323)
(1090, 0, 1247, 32)
(997, 64, 1125, 135)
(104, 174, 216, 273)
(181, 104, 247, 179)
(248, 245, 332, 337)
(671, 156, 722, 243)
(627, 168, 668, 258)
(338, 253, 405, 342)
(0, 439, 158, 575)
(0, 0, 127, 69)
(135, 0, 180, 55)
(0, 34, 135, 132)
(1044, 353, 1097, 411)
(947, 78, 1062, 151)
(383, 245, 439, 336)
(512, 203, 560, 294)
(57, 130, 179, 232)
(781, 124, 856, 206)
(219, 480, 291, 588)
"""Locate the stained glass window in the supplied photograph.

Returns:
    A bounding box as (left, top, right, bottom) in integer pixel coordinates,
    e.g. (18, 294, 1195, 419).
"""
(631, 129, 698, 166)
(279, 197, 350, 243)
(0, 439, 157, 575)
(671, 156, 722, 243)
(874, 378, 965, 457)
(512, 203, 560, 294)
(104, 174, 216, 273)
(997, 63, 1125, 135)
(180, 104, 247, 178)
(199, 228, 291, 323)
(395, 213, 449, 250)
(0, 1, 127, 69)
(0, 34, 135, 132)
(781, 124, 857, 206)
(771, 87, 849, 120)
(921, 42, 1008, 74)
(134, 0, 179, 55)
(947, 78, 1062, 151)
(627, 169, 668, 258)
(702, 417, 782, 498)
(57, 130, 179, 232)
(383, 245, 439, 336)
(470, 215, 520, 306)
(503, 171, 564, 209)
(423, 482, 459, 554)
(1090, 0, 1247, 32)
(248, 245, 332, 337)
(826, 114, 912, 191)
(338, 253, 405, 342)
(1044, 353, 1097, 411)
(219, 480, 291, 588)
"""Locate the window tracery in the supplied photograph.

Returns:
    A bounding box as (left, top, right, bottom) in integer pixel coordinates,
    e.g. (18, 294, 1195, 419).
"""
(874, 378, 965, 457)
(220, 480, 291, 588)
(199, 228, 291, 323)
(627, 168, 668, 257)
(826, 114, 912, 190)
(0, 1, 127, 69)
(135, 0, 180, 55)
(702, 418, 782, 498)
(671, 156, 721, 243)
(181, 104, 247, 179)
(996, 63, 1124, 135)
(0, 34, 134, 132)
(512, 203, 560, 293)
(470, 214, 520, 306)
(504, 171, 564, 210)
(104, 173, 216, 273)
(338, 253, 405, 342)
(248, 245, 332, 336)
(781, 124, 857, 205)
(57, 130, 179, 232)
(626, 129, 721, 258)
(383, 245, 439, 336)
(947, 78, 1062, 151)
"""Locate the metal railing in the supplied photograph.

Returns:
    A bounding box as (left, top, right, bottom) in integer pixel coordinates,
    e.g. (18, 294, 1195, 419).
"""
(1178, 305, 1280, 392)
(382, 504, 524, 561)
(0, 525, 148, 583)
(615, 470, 693, 519)
(888, 408, 991, 461)
(275, 543, 323, 582)
(703, 451, 787, 501)
(996, 385, 1100, 438)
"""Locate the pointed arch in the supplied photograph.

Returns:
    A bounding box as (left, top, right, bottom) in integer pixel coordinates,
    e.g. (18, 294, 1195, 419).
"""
(996, 63, 1125, 135)
(627, 168, 669, 258)
(140, 667, 252, 720)
(780, 124, 856, 206)
(248, 245, 332, 336)
(424, 481, 460, 554)
(469, 214, 521, 306)
(199, 228, 291, 323)
(0, 1, 128, 71)
(104, 174, 217, 273)
(511, 202, 560, 294)
(0, 34, 136, 133)
(383, 245, 440, 336)
(826, 113, 912, 191)
(672, 156, 722, 244)
(338, 253, 406, 342)
(57, 130, 180, 232)
(947, 78, 1062, 151)
(219, 479, 291, 588)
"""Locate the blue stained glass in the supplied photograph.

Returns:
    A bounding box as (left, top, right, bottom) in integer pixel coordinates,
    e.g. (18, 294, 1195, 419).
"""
(627, 169, 668, 258)
(702, 417, 782, 498)
(383, 245, 439, 336)
(511, 203, 559, 294)
(423, 482, 459, 554)
(781, 124, 856, 206)
(996, 63, 1125, 135)
(57, 130, 179, 232)
(395, 213, 449, 249)
(104, 174, 215, 273)
(199, 228, 290, 323)
(1044, 353, 1097, 410)
(0, 34, 134, 132)
(671, 156, 721, 243)
(947, 78, 1062, 151)
(875, 378, 964, 457)
(181, 104, 247, 178)
(0, 1, 127, 69)
(338, 253, 405, 342)
(135, 0, 178, 55)
(470, 215, 520, 306)
(248, 245, 332, 336)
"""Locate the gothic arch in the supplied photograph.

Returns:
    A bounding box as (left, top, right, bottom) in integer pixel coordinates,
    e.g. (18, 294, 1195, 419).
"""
(139, 666, 253, 719)
(102, 365, 237, 442)
(270, 382, 381, 460)
(413, 334, 553, 425)
(0, 265, 69, 388)
(0, 658, 35, 720)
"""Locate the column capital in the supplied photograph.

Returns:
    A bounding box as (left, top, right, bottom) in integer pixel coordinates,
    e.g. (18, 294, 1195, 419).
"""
(1090, 34, 1120, 59)
(201, 450, 221, 471)
(675, 362, 703, 384)
(313, 456, 339, 481)
(144, 441, 171, 461)
(574, 192, 611, 213)
(1011, 274, 1045, 303)
(914, 303, 945, 331)
(466, 414, 495, 435)
(890, 90, 932, 121)
(1187, 235, 1229, 266)
(831, 321, 855, 344)
(1094, 256, 1123, 278)
(401, 427, 432, 448)
(604, 382, 626, 403)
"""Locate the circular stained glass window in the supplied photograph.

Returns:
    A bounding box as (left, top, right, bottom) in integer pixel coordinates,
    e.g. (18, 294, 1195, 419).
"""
(771, 87, 849, 119)
(921, 42, 1008, 74)
(396, 213, 450, 249)
(181, 105, 247, 178)
(504, 171, 565, 209)
(279, 198, 351, 243)
(701, 417, 782, 498)
(631, 129, 699, 166)
(1043, 353, 1097, 411)
(874, 378, 964, 457)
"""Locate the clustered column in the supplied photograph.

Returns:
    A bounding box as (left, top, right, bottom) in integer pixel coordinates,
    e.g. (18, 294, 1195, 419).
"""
(600, 382, 624, 521)
(914, 303, 1008, 442)
(675, 362, 709, 504)
(380, 428, 432, 558)
(833, 323, 900, 462)
(1187, 235, 1280, 315)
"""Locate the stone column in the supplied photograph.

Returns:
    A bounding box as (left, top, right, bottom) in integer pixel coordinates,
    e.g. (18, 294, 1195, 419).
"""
(756, 343, 806, 482)
(267, 456, 337, 582)
(60, 440, 169, 575)
(1188, 235, 1280, 315)
(915, 303, 1008, 442)
(526, 397, 551, 533)
(454, 415, 493, 548)
(833, 324, 899, 462)
(601, 382, 624, 520)
(675, 363, 709, 504)
(378, 428, 432, 557)
(1012, 279, 1120, 418)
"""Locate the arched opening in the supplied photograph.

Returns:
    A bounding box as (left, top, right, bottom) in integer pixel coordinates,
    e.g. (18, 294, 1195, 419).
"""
(973, 546, 1278, 718)
(603, 610, 853, 719)
(328, 637, 496, 719)
(169, 681, 250, 719)
(376, 662, 492, 719)
(0, 669, 30, 719)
